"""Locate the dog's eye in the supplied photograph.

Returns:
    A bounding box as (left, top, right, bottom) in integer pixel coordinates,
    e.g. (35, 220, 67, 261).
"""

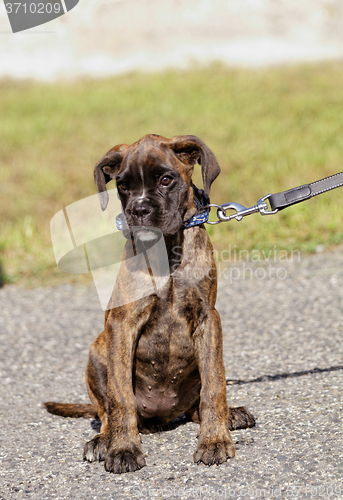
(160, 175, 173, 186)
(117, 182, 128, 192)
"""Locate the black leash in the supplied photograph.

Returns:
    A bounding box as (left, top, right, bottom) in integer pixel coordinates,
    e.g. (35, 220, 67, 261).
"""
(206, 170, 343, 224)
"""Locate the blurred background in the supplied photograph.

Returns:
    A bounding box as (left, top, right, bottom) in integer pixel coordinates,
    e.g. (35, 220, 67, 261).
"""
(1, 0, 343, 78)
(1, 0, 343, 286)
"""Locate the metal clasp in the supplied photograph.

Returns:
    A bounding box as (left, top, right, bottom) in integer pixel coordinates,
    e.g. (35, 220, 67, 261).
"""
(217, 202, 258, 222)
(205, 194, 278, 224)
(218, 194, 278, 222)
(257, 194, 279, 216)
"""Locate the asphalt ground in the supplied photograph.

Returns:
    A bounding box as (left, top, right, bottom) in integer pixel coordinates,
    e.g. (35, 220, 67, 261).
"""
(0, 247, 342, 500)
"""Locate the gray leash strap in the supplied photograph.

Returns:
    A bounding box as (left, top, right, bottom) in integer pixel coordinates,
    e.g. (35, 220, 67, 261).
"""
(268, 171, 343, 211)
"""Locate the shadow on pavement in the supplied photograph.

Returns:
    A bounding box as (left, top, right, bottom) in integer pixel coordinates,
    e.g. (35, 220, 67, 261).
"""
(226, 364, 343, 386)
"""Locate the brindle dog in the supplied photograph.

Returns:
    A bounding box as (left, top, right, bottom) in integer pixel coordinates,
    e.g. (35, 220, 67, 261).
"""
(45, 134, 255, 474)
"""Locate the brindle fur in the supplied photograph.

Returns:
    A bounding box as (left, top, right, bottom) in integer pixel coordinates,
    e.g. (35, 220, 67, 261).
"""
(45, 134, 255, 473)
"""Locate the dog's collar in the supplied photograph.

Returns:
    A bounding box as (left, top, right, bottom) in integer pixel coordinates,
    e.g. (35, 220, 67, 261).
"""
(180, 186, 210, 228)
(115, 186, 210, 231)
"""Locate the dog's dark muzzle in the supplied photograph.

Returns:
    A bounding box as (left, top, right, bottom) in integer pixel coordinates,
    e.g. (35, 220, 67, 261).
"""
(127, 202, 155, 225)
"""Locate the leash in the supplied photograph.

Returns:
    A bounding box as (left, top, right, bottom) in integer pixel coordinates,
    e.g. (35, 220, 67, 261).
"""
(205, 170, 343, 225)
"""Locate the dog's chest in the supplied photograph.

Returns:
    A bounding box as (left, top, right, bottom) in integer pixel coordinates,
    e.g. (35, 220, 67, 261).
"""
(135, 294, 198, 377)
(133, 282, 203, 420)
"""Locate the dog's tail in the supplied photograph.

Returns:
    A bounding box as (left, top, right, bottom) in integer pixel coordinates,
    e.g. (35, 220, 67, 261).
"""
(44, 402, 98, 419)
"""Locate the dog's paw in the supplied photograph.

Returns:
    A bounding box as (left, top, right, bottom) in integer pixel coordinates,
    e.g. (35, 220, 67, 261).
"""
(83, 434, 108, 462)
(104, 445, 146, 473)
(193, 437, 235, 466)
(228, 406, 256, 430)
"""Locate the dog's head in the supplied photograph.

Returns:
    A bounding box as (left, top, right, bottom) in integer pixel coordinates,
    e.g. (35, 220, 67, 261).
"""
(94, 134, 220, 239)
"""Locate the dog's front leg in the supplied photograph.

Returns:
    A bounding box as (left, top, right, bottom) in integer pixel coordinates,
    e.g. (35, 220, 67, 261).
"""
(193, 308, 235, 465)
(84, 305, 146, 474)
(105, 312, 146, 474)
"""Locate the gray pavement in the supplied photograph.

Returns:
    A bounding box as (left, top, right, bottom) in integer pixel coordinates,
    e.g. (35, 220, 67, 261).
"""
(0, 247, 342, 499)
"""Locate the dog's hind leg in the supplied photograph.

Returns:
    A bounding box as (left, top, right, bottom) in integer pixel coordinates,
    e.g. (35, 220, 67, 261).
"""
(44, 335, 103, 420)
(185, 403, 200, 424)
(228, 406, 256, 430)
(185, 403, 255, 430)
(83, 332, 110, 463)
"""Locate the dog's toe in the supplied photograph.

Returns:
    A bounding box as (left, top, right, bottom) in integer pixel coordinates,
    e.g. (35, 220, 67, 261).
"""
(194, 438, 235, 466)
(104, 447, 146, 474)
(228, 406, 256, 431)
(83, 435, 108, 462)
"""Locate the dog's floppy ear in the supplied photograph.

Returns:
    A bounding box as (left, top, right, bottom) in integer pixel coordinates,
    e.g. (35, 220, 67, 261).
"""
(94, 144, 129, 210)
(167, 135, 221, 196)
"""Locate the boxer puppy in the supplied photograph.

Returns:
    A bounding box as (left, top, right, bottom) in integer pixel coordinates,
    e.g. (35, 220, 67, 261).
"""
(45, 134, 255, 473)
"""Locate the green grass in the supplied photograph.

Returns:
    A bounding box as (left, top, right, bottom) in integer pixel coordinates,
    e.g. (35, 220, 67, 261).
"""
(1, 62, 343, 286)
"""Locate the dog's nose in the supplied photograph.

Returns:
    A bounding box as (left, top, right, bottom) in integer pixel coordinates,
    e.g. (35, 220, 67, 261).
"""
(131, 203, 153, 218)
